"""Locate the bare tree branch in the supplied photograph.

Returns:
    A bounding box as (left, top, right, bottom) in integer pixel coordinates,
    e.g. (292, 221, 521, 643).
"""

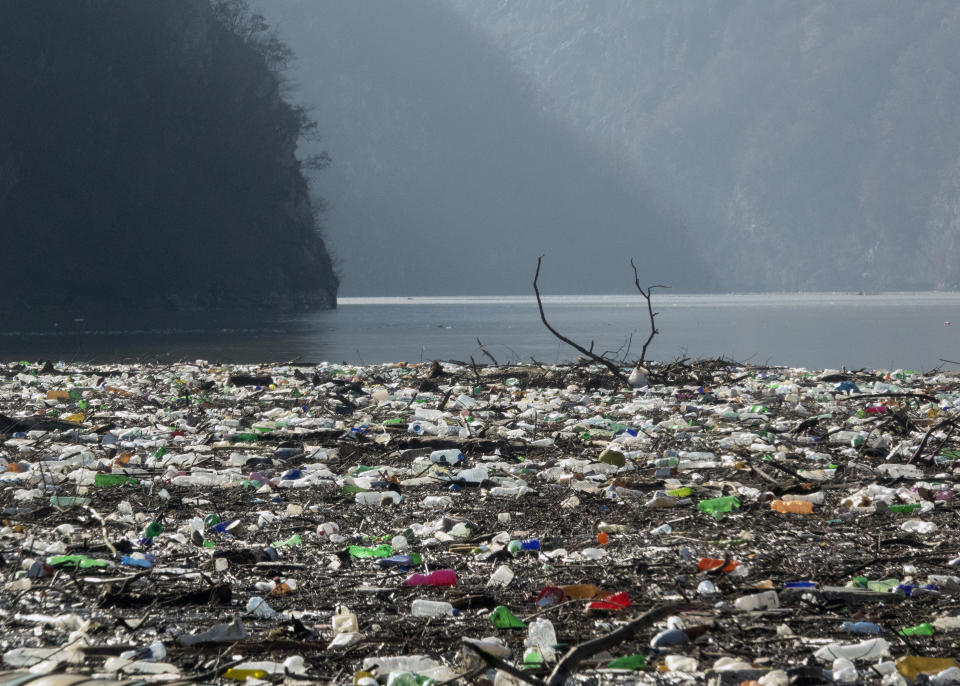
(461, 640, 546, 686)
(476, 338, 499, 366)
(630, 258, 670, 366)
(534, 256, 627, 384)
(546, 602, 682, 686)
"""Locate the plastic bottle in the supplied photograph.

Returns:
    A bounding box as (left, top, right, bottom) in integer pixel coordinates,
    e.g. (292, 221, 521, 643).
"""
(456, 466, 488, 482)
(559, 584, 603, 600)
(348, 543, 394, 559)
(930, 667, 960, 685)
(403, 570, 457, 587)
(488, 605, 525, 628)
(697, 580, 718, 595)
(697, 496, 740, 519)
(901, 519, 937, 534)
(524, 618, 557, 662)
(490, 486, 528, 497)
(355, 491, 402, 506)
(813, 638, 890, 663)
(664, 655, 698, 673)
(840, 621, 883, 635)
(734, 590, 780, 611)
(361, 656, 443, 675)
(421, 495, 453, 509)
(118, 641, 166, 662)
(784, 491, 826, 504)
(179, 616, 248, 646)
(507, 539, 540, 554)
(607, 654, 646, 670)
(895, 656, 959, 680)
(410, 599, 458, 617)
(898, 622, 934, 636)
(770, 500, 814, 514)
(698, 558, 740, 573)
(831, 657, 858, 683)
(332, 606, 358, 634)
(246, 596, 277, 619)
(828, 430, 865, 447)
(585, 591, 630, 611)
(430, 449, 464, 465)
(487, 565, 515, 587)
(650, 628, 689, 648)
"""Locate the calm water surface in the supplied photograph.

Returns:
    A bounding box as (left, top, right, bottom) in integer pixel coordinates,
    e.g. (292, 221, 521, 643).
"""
(2, 293, 959, 370)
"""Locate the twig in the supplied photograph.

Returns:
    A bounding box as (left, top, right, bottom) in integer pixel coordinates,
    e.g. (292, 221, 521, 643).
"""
(433, 665, 488, 686)
(908, 414, 959, 464)
(476, 338, 499, 366)
(630, 257, 669, 366)
(546, 602, 682, 686)
(533, 256, 626, 384)
(85, 505, 117, 558)
(462, 640, 546, 686)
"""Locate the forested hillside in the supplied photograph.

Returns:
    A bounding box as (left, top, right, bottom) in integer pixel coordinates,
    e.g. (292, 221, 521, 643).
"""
(0, 0, 338, 317)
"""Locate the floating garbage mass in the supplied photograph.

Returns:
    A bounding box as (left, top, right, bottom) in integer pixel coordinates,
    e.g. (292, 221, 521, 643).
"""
(0, 358, 959, 684)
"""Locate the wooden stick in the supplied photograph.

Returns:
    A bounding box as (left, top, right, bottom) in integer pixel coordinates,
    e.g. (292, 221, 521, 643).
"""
(546, 602, 681, 686)
(533, 256, 626, 384)
(630, 257, 669, 366)
(461, 640, 546, 686)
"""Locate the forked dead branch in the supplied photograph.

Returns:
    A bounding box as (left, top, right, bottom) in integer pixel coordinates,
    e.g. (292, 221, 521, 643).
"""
(533, 255, 666, 386)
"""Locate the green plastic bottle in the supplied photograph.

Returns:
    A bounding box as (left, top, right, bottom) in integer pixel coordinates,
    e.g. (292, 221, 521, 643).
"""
(348, 543, 393, 558)
(607, 655, 647, 670)
(488, 606, 525, 629)
(94, 473, 137, 487)
(898, 622, 934, 637)
(47, 555, 110, 568)
(697, 496, 740, 520)
(272, 533, 303, 548)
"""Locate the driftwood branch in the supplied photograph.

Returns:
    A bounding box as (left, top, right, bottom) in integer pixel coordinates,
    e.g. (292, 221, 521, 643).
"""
(462, 641, 546, 686)
(533, 256, 626, 384)
(476, 338, 499, 366)
(630, 257, 669, 366)
(462, 601, 682, 686)
(908, 413, 959, 464)
(546, 602, 681, 686)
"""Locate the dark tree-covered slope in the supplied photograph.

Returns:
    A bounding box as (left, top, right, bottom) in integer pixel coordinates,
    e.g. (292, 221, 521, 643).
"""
(0, 0, 337, 317)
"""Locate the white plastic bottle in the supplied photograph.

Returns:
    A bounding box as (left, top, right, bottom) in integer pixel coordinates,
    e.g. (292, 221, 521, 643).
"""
(734, 590, 780, 611)
(411, 599, 458, 617)
(524, 618, 557, 662)
(813, 638, 890, 663)
(487, 565, 515, 587)
(331, 606, 358, 634)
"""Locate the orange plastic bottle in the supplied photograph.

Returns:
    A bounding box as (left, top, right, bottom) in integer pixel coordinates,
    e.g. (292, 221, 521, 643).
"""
(895, 656, 958, 680)
(770, 500, 814, 514)
(560, 584, 607, 600)
(697, 558, 739, 573)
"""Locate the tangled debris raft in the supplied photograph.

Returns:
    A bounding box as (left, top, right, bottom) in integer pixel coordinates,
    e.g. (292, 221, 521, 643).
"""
(0, 359, 960, 684)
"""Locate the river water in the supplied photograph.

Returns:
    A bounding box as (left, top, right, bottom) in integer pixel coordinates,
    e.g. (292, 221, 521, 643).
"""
(2, 293, 958, 370)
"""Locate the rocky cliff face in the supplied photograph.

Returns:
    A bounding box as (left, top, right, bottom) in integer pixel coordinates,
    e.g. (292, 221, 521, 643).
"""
(0, 0, 337, 319)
